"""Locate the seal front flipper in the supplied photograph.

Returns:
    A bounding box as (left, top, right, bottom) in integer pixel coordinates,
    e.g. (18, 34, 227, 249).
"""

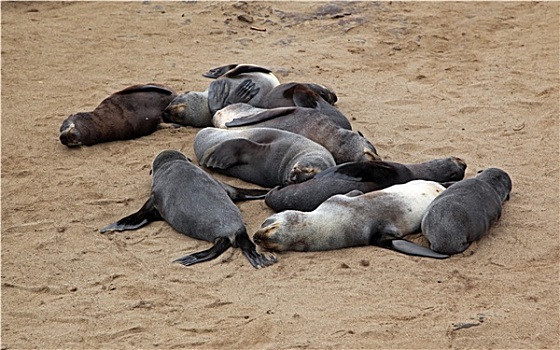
(290, 85, 320, 109)
(174, 237, 232, 266)
(225, 107, 298, 127)
(201, 138, 266, 169)
(225, 79, 260, 105)
(235, 230, 277, 268)
(383, 239, 449, 259)
(208, 80, 231, 115)
(99, 197, 162, 233)
(218, 181, 270, 201)
(222, 64, 273, 78)
(315, 161, 399, 182)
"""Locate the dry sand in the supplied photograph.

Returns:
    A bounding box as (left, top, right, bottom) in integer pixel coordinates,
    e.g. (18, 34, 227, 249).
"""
(1, 1, 559, 349)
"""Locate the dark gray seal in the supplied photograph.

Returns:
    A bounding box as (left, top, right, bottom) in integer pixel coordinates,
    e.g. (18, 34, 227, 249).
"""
(59, 84, 177, 147)
(253, 180, 449, 259)
(252, 82, 351, 130)
(194, 127, 336, 188)
(100, 150, 276, 269)
(163, 64, 280, 127)
(421, 167, 512, 254)
(265, 156, 467, 212)
(213, 103, 381, 163)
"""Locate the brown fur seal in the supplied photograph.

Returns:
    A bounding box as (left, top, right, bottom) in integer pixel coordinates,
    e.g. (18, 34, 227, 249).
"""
(59, 84, 177, 147)
(253, 180, 449, 259)
(253, 82, 351, 129)
(163, 64, 280, 127)
(194, 127, 336, 188)
(100, 150, 276, 269)
(421, 167, 512, 254)
(265, 156, 467, 212)
(214, 103, 380, 163)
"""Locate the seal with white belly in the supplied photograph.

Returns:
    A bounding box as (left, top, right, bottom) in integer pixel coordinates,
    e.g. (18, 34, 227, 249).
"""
(100, 150, 276, 269)
(421, 167, 512, 255)
(253, 180, 449, 258)
(194, 127, 336, 187)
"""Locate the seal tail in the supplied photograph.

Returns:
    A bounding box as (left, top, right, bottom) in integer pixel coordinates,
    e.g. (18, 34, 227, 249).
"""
(384, 239, 449, 259)
(174, 237, 232, 267)
(99, 197, 161, 233)
(235, 230, 278, 269)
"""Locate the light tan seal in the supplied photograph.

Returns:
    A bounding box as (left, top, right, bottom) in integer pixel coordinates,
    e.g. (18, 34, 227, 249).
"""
(253, 180, 449, 259)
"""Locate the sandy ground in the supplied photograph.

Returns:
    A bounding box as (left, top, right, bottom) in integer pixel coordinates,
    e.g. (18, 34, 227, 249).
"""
(1, 1, 558, 349)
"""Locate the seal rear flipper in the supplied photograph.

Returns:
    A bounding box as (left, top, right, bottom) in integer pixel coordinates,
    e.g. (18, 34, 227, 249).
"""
(99, 197, 162, 233)
(225, 107, 298, 127)
(218, 181, 270, 201)
(236, 230, 278, 268)
(201, 138, 265, 169)
(202, 64, 239, 79)
(382, 239, 449, 259)
(222, 64, 273, 78)
(174, 237, 232, 266)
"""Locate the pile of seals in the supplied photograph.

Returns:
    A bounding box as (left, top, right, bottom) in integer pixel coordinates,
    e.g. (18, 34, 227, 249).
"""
(60, 64, 512, 269)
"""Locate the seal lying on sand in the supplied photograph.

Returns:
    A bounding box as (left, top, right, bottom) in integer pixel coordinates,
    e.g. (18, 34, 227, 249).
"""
(421, 167, 512, 254)
(163, 64, 280, 127)
(251, 82, 351, 130)
(59, 84, 177, 147)
(100, 150, 276, 269)
(214, 103, 381, 163)
(265, 157, 467, 212)
(253, 180, 449, 259)
(194, 127, 336, 187)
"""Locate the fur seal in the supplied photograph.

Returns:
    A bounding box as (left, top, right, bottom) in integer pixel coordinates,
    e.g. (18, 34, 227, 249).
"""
(163, 64, 280, 127)
(215, 103, 381, 163)
(265, 156, 467, 212)
(253, 82, 351, 130)
(59, 84, 177, 147)
(100, 150, 276, 269)
(421, 167, 512, 254)
(194, 127, 336, 187)
(253, 180, 449, 259)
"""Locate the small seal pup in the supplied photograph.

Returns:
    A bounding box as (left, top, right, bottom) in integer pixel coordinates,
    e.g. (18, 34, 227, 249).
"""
(194, 127, 336, 187)
(100, 150, 276, 269)
(265, 156, 467, 212)
(163, 64, 280, 127)
(59, 84, 177, 147)
(421, 167, 512, 255)
(253, 180, 449, 259)
(214, 103, 381, 163)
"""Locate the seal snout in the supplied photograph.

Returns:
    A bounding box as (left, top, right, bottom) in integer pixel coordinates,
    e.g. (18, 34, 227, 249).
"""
(59, 122, 82, 147)
(253, 220, 282, 250)
(363, 147, 382, 161)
